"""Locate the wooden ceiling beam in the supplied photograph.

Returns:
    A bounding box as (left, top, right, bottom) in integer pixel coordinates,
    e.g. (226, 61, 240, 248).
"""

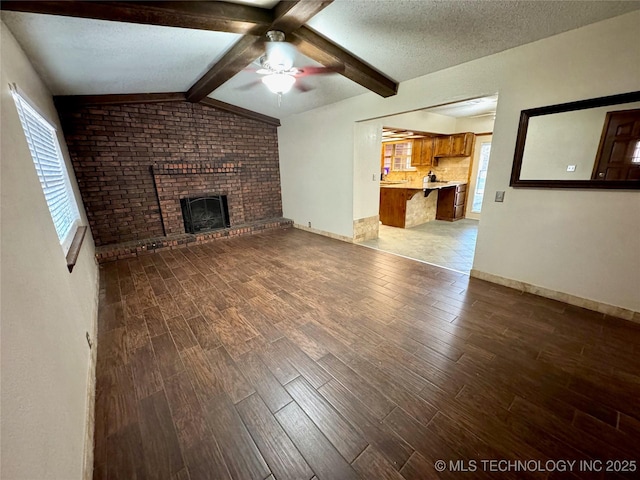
(54, 92, 187, 108)
(0, 1, 273, 35)
(271, 0, 333, 33)
(290, 26, 398, 98)
(186, 35, 266, 103)
(186, 0, 334, 103)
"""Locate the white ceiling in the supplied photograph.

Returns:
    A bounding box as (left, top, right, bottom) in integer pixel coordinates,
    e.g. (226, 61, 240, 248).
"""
(3, 1, 640, 119)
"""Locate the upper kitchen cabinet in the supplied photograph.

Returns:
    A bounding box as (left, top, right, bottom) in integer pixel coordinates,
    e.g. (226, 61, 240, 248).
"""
(450, 132, 475, 156)
(434, 132, 475, 157)
(411, 137, 435, 167)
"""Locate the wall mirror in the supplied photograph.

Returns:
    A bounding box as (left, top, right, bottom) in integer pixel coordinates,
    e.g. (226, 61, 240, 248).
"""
(510, 91, 640, 189)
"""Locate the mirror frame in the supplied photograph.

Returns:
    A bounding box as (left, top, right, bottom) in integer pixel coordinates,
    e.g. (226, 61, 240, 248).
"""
(510, 90, 640, 189)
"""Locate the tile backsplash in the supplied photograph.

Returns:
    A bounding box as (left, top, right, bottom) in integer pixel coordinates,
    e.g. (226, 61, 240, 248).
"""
(385, 156, 471, 183)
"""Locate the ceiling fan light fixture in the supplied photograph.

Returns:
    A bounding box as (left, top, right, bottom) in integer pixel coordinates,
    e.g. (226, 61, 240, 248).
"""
(262, 73, 296, 94)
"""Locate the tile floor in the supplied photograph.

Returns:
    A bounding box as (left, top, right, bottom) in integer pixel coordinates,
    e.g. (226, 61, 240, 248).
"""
(360, 219, 479, 273)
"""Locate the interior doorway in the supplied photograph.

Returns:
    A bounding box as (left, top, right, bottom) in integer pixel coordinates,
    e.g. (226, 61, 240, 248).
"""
(358, 94, 498, 273)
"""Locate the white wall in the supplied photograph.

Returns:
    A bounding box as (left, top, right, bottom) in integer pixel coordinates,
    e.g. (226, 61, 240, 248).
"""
(455, 115, 495, 134)
(1, 23, 99, 479)
(279, 11, 640, 313)
(380, 110, 457, 133)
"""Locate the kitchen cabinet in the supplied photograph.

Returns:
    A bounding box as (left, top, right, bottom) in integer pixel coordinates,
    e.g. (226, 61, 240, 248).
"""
(434, 132, 475, 157)
(436, 183, 467, 221)
(411, 137, 436, 167)
(434, 136, 452, 157)
(450, 132, 475, 157)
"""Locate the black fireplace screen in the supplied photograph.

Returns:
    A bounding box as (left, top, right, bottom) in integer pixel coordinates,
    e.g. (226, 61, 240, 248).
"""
(180, 195, 230, 234)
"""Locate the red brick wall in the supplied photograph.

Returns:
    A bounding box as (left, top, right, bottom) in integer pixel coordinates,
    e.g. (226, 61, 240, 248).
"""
(59, 102, 282, 246)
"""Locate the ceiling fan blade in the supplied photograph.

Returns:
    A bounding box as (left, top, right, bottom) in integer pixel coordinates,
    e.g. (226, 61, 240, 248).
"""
(295, 64, 345, 77)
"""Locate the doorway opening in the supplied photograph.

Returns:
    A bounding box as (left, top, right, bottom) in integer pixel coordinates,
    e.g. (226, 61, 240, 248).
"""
(360, 94, 498, 273)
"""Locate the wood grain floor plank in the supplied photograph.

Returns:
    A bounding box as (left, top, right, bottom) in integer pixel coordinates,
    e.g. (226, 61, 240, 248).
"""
(237, 351, 292, 412)
(271, 337, 331, 389)
(204, 393, 271, 480)
(285, 376, 367, 462)
(184, 314, 221, 350)
(317, 353, 395, 420)
(180, 346, 224, 402)
(163, 371, 210, 452)
(129, 342, 163, 400)
(257, 341, 301, 386)
(165, 314, 198, 352)
(144, 306, 168, 338)
(275, 402, 360, 480)
(347, 354, 437, 426)
(236, 393, 314, 480)
(104, 364, 138, 437)
(351, 445, 405, 480)
(208, 307, 261, 359)
(151, 332, 184, 381)
(318, 379, 413, 471)
(106, 423, 147, 480)
(138, 391, 185, 478)
(383, 407, 463, 473)
(205, 347, 255, 404)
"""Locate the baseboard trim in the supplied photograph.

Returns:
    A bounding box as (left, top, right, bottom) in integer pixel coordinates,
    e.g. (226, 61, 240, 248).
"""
(293, 224, 353, 243)
(470, 269, 639, 323)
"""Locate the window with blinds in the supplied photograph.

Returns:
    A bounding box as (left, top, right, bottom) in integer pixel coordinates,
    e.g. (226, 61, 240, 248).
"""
(11, 86, 80, 254)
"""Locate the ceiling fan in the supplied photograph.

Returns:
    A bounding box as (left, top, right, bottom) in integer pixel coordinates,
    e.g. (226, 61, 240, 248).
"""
(245, 30, 344, 99)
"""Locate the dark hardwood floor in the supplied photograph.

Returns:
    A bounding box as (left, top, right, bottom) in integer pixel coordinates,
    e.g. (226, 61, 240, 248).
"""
(93, 228, 640, 480)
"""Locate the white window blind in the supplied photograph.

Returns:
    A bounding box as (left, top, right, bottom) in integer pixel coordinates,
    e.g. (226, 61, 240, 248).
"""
(11, 85, 80, 253)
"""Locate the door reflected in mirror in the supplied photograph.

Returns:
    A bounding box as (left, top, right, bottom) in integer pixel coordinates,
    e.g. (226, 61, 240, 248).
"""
(510, 91, 640, 189)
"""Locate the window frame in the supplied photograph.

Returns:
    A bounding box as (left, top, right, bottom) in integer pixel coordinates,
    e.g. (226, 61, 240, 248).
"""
(10, 84, 81, 255)
(381, 140, 415, 172)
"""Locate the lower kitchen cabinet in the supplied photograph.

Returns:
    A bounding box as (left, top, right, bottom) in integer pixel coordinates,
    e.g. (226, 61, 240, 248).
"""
(436, 183, 467, 221)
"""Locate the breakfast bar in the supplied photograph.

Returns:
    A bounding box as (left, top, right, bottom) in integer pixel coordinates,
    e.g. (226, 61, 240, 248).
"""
(379, 180, 467, 228)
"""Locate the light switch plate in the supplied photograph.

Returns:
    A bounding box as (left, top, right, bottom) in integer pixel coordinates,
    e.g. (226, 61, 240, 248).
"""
(495, 191, 505, 202)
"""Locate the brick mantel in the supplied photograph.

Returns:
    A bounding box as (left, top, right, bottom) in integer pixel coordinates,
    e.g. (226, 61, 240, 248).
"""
(151, 162, 241, 176)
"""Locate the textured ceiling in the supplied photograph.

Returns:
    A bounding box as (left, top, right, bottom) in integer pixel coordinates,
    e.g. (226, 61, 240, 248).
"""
(307, 0, 640, 83)
(3, 1, 640, 119)
(1, 12, 241, 95)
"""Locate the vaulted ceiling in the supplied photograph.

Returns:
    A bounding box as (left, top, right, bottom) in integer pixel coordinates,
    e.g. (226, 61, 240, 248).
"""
(3, 1, 640, 121)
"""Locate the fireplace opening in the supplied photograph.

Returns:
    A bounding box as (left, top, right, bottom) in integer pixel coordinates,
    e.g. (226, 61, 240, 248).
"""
(180, 195, 230, 234)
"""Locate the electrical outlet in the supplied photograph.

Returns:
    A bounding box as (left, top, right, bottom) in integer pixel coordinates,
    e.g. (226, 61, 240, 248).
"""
(567, 165, 576, 172)
(372, 173, 376, 181)
(308, 222, 311, 228)
(86, 332, 93, 349)
(495, 191, 505, 202)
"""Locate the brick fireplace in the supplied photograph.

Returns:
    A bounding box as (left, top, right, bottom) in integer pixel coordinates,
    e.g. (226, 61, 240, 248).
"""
(151, 162, 244, 235)
(58, 101, 289, 260)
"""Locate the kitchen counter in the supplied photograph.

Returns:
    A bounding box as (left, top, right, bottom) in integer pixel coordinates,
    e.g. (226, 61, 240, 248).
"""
(379, 181, 468, 228)
(380, 180, 466, 191)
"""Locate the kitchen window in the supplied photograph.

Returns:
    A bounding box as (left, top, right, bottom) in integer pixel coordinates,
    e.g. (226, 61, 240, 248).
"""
(11, 85, 81, 255)
(382, 141, 413, 171)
